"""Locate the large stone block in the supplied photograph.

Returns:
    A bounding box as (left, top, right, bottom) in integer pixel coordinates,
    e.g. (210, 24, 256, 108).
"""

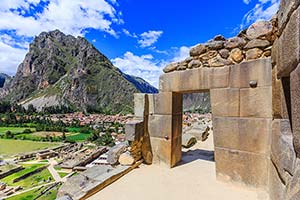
(210, 88, 239, 117)
(148, 114, 182, 139)
(148, 115, 171, 139)
(271, 119, 296, 183)
(215, 147, 269, 188)
(213, 117, 271, 154)
(150, 136, 182, 168)
(271, 39, 279, 65)
(134, 93, 149, 117)
(278, 0, 300, 34)
(230, 58, 272, 88)
(159, 67, 210, 92)
(240, 86, 272, 118)
(277, 6, 300, 78)
(171, 136, 182, 167)
(150, 137, 171, 167)
(286, 160, 300, 200)
(291, 65, 300, 157)
(208, 66, 230, 89)
(148, 92, 182, 115)
(125, 120, 144, 142)
(269, 161, 287, 200)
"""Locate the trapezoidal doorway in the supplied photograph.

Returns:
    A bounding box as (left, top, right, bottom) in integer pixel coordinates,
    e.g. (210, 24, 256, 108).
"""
(146, 58, 272, 189)
(180, 92, 215, 165)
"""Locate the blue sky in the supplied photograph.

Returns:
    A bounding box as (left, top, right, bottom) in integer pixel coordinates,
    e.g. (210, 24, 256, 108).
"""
(0, 0, 279, 87)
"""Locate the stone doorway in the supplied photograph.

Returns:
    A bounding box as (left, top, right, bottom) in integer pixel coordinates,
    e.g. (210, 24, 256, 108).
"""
(145, 58, 272, 189)
(180, 92, 214, 165)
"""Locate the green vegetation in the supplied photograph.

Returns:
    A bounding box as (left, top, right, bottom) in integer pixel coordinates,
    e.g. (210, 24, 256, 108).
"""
(6, 183, 61, 200)
(58, 172, 68, 178)
(0, 139, 62, 156)
(1, 163, 46, 185)
(88, 130, 115, 147)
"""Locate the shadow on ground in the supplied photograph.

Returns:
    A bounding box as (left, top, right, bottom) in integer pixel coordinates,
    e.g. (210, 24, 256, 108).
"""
(177, 149, 215, 167)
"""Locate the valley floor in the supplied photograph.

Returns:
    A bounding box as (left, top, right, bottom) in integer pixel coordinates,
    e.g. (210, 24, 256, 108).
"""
(88, 133, 268, 200)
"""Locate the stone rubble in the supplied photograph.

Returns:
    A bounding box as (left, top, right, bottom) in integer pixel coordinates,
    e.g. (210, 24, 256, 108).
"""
(163, 19, 277, 73)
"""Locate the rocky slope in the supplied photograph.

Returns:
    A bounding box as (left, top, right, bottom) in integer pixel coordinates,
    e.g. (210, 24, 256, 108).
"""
(0, 30, 158, 113)
(183, 93, 210, 113)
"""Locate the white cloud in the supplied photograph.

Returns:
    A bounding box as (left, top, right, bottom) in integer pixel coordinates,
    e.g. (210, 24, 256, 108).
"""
(0, 0, 122, 74)
(171, 46, 190, 62)
(243, 0, 251, 4)
(138, 30, 163, 48)
(112, 46, 190, 87)
(122, 28, 137, 38)
(0, 40, 27, 75)
(241, 0, 279, 29)
(112, 51, 165, 87)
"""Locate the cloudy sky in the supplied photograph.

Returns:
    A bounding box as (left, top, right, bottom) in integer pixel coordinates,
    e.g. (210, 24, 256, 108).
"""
(0, 0, 280, 87)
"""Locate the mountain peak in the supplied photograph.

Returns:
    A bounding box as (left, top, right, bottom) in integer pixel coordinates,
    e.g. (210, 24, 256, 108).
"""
(1, 30, 158, 113)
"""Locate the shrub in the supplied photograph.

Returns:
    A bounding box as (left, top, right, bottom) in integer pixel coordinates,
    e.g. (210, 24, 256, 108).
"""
(23, 129, 32, 134)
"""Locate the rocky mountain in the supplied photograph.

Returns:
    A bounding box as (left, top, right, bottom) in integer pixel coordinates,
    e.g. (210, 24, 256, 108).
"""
(0, 30, 158, 113)
(0, 73, 10, 88)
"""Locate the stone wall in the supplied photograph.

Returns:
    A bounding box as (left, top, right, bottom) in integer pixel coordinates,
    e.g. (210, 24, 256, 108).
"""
(270, 0, 300, 199)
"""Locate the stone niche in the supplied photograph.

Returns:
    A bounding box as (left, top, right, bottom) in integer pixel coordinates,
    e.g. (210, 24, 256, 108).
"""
(130, 58, 273, 189)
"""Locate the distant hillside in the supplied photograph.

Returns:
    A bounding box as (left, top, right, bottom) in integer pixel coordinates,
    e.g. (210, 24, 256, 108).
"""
(0, 30, 158, 113)
(0, 73, 10, 88)
(183, 93, 211, 113)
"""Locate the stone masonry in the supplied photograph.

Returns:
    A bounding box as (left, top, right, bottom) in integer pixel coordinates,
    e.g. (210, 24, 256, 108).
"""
(126, 0, 300, 199)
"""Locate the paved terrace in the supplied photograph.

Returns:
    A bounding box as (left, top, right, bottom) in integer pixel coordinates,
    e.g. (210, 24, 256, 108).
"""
(88, 134, 269, 200)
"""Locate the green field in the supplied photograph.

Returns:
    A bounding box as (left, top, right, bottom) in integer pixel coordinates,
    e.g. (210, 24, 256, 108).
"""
(7, 183, 61, 200)
(0, 139, 62, 156)
(0, 127, 36, 135)
(66, 133, 90, 141)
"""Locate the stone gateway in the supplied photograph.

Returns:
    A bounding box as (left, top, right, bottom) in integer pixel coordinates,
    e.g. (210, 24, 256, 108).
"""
(126, 1, 300, 199)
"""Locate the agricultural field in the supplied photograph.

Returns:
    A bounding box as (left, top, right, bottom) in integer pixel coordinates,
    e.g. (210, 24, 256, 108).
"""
(0, 139, 62, 156)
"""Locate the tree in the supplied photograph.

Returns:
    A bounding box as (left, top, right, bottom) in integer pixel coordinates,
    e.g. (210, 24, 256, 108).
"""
(26, 104, 36, 115)
(62, 132, 66, 140)
(5, 131, 13, 139)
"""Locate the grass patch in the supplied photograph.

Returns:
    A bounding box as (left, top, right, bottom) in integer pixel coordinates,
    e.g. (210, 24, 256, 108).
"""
(6, 183, 61, 200)
(2, 167, 54, 190)
(67, 127, 80, 133)
(54, 166, 62, 171)
(0, 127, 36, 135)
(58, 172, 68, 178)
(11, 168, 54, 189)
(0, 139, 62, 156)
